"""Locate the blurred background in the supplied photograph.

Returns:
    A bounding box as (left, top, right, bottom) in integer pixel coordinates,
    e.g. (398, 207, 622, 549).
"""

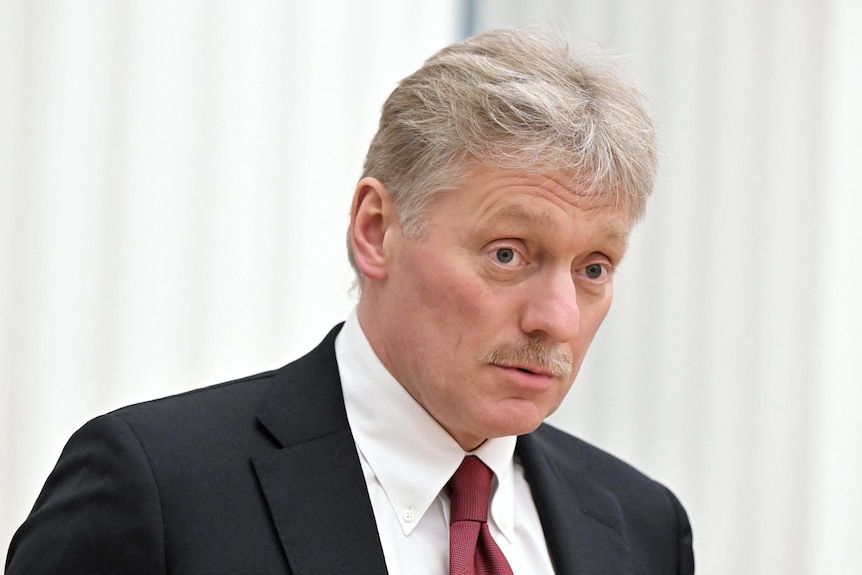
(1, 1, 860, 573)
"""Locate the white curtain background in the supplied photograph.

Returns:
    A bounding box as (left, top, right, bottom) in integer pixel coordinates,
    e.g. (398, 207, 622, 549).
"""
(0, 0, 460, 566)
(2, 1, 860, 574)
(475, 1, 862, 575)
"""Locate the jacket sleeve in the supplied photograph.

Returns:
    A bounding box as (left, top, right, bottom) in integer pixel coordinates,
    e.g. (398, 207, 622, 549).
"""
(5, 414, 167, 575)
(665, 485, 695, 575)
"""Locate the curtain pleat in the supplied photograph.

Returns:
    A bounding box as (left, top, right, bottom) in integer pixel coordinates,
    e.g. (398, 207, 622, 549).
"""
(474, 2, 862, 574)
(0, 0, 458, 563)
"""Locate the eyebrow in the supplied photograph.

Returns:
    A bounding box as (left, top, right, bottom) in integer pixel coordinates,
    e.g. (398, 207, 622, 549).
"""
(486, 205, 555, 229)
(606, 230, 630, 258)
(481, 204, 631, 257)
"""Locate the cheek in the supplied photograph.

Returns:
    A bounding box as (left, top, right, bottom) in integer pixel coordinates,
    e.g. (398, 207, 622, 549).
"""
(389, 260, 471, 354)
(409, 253, 489, 319)
(579, 288, 614, 333)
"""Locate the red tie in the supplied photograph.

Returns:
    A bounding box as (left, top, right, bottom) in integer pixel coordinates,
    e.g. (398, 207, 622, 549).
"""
(448, 456, 515, 575)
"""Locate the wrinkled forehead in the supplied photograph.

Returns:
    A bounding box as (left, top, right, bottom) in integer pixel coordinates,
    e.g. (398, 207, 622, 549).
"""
(451, 160, 634, 222)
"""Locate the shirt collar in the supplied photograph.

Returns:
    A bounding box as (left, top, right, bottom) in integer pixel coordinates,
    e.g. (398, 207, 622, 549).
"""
(336, 309, 517, 539)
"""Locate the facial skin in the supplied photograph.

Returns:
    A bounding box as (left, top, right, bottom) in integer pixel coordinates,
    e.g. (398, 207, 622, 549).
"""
(350, 163, 630, 451)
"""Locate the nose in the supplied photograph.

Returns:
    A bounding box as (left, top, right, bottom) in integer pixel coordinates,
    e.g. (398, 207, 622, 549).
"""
(519, 268, 580, 343)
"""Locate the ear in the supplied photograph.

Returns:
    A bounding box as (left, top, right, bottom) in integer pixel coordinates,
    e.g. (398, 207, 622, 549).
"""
(349, 177, 398, 281)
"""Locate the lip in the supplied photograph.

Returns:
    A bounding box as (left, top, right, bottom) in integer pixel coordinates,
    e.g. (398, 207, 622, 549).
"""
(492, 364, 555, 393)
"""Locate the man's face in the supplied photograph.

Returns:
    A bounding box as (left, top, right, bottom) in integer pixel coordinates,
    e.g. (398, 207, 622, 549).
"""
(359, 164, 630, 450)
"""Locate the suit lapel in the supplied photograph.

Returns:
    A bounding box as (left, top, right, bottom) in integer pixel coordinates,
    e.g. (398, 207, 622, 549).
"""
(517, 430, 633, 575)
(252, 326, 388, 575)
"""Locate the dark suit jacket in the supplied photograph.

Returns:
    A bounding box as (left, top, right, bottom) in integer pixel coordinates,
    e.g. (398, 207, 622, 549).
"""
(6, 325, 694, 574)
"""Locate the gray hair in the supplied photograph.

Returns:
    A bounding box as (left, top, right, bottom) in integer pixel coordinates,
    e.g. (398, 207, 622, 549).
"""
(350, 27, 657, 272)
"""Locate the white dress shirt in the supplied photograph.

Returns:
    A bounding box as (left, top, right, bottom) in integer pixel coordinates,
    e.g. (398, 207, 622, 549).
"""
(335, 309, 556, 575)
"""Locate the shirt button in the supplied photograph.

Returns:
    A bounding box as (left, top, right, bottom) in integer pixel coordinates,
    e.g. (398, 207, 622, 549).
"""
(403, 507, 417, 523)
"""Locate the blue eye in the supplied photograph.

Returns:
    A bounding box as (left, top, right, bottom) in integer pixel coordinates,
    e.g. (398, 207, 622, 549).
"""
(495, 248, 515, 264)
(585, 263, 604, 279)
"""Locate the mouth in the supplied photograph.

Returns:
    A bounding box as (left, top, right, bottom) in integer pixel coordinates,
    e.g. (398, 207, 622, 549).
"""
(495, 363, 555, 378)
(491, 363, 555, 394)
(492, 363, 556, 382)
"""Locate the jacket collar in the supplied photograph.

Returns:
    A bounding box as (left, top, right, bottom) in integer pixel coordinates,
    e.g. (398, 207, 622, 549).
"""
(517, 430, 632, 575)
(252, 324, 389, 575)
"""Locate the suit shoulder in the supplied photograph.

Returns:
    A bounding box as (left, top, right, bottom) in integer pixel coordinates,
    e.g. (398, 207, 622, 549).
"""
(107, 368, 279, 425)
(522, 423, 671, 494)
(85, 365, 307, 464)
(520, 424, 694, 573)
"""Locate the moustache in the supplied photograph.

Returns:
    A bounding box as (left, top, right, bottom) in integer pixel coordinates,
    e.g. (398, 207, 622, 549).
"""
(481, 338, 573, 379)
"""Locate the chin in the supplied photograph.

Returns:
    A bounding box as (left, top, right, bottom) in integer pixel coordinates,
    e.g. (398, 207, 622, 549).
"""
(486, 412, 546, 439)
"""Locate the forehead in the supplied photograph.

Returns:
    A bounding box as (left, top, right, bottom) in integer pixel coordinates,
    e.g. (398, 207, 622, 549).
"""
(437, 164, 631, 234)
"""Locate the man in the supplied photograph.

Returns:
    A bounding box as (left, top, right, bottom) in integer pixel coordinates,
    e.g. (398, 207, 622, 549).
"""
(6, 28, 694, 574)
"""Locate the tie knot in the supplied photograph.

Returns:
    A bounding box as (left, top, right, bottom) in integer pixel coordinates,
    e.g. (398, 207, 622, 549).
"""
(448, 456, 493, 524)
